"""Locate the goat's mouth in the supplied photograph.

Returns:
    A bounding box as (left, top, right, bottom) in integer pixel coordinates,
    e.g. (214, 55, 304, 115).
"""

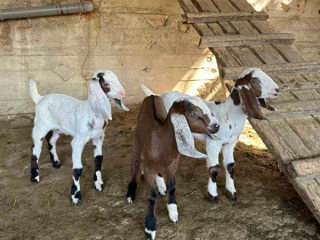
(113, 98, 129, 111)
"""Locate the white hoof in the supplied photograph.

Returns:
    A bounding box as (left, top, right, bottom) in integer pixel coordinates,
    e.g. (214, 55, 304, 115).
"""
(167, 203, 178, 223)
(94, 180, 104, 192)
(127, 197, 133, 204)
(145, 228, 156, 240)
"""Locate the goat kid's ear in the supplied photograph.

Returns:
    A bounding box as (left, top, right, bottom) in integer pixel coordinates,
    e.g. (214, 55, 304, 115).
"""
(239, 88, 264, 120)
(258, 98, 277, 111)
(225, 83, 233, 92)
(153, 95, 167, 124)
(89, 80, 112, 120)
(171, 113, 207, 159)
(113, 99, 129, 111)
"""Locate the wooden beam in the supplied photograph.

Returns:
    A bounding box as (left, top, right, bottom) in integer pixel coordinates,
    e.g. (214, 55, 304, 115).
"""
(221, 62, 320, 79)
(184, 11, 268, 23)
(199, 33, 295, 48)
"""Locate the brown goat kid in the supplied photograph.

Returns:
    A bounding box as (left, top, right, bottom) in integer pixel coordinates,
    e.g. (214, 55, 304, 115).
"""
(126, 95, 212, 240)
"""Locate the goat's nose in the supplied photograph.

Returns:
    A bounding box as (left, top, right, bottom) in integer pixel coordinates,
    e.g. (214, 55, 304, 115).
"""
(275, 88, 279, 93)
(118, 90, 126, 98)
(209, 123, 220, 134)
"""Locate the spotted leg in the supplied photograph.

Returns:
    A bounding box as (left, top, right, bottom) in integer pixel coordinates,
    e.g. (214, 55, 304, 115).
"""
(30, 120, 50, 183)
(70, 137, 88, 205)
(144, 169, 157, 240)
(93, 136, 104, 192)
(45, 130, 61, 168)
(222, 141, 237, 201)
(167, 175, 178, 223)
(206, 139, 222, 203)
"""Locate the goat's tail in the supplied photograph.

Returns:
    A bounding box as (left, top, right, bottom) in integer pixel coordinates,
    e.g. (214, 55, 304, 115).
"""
(141, 84, 156, 96)
(29, 80, 42, 104)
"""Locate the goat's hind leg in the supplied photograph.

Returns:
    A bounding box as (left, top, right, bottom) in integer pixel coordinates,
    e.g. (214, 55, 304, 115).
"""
(167, 175, 178, 223)
(126, 142, 140, 203)
(222, 142, 237, 201)
(144, 169, 157, 240)
(45, 130, 61, 168)
(92, 136, 104, 192)
(70, 137, 87, 205)
(30, 120, 50, 183)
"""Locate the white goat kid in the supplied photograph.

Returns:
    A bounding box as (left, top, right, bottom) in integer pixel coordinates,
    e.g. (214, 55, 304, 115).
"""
(29, 70, 129, 205)
(141, 68, 279, 202)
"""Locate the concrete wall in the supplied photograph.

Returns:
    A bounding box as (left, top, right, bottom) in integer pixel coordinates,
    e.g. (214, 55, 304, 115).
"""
(0, 0, 218, 117)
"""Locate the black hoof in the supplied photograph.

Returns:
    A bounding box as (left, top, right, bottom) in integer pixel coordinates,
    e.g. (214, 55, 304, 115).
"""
(228, 192, 237, 201)
(208, 193, 219, 204)
(52, 161, 61, 169)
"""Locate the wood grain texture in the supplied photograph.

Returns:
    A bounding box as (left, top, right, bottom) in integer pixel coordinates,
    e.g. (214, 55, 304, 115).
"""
(199, 33, 295, 48)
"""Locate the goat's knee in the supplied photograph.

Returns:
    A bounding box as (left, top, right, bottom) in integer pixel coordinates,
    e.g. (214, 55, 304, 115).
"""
(93, 155, 104, 192)
(46, 131, 61, 169)
(30, 139, 43, 183)
(71, 168, 82, 205)
(156, 174, 166, 196)
(208, 164, 220, 203)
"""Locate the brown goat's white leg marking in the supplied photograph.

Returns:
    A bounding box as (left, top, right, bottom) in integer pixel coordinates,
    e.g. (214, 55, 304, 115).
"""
(45, 130, 61, 169)
(30, 120, 50, 183)
(206, 139, 222, 203)
(70, 137, 88, 205)
(167, 176, 178, 223)
(156, 174, 167, 196)
(93, 136, 104, 192)
(222, 142, 237, 201)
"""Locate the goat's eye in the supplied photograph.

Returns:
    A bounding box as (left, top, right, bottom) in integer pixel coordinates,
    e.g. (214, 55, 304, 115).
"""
(190, 112, 197, 118)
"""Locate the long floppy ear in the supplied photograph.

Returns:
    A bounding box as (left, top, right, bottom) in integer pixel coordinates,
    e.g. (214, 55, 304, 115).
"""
(171, 113, 207, 158)
(113, 99, 129, 111)
(239, 88, 264, 119)
(258, 98, 277, 111)
(153, 95, 167, 124)
(89, 80, 112, 120)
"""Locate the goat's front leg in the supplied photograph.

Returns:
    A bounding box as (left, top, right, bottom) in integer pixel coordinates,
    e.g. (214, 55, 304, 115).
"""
(206, 139, 222, 203)
(92, 135, 104, 192)
(156, 174, 167, 196)
(222, 141, 237, 201)
(70, 137, 87, 205)
(167, 175, 178, 223)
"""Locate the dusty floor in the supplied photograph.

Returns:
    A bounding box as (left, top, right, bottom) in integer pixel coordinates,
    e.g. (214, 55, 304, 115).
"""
(0, 106, 319, 240)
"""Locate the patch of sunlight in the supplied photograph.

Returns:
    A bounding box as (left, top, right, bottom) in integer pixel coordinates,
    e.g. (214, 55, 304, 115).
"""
(247, 0, 292, 12)
(172, 49, 220, 96)
(238, 121, 267, 150)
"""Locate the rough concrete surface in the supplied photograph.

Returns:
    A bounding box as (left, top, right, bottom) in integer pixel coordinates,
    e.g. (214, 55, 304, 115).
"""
(0, 106, 319, 240)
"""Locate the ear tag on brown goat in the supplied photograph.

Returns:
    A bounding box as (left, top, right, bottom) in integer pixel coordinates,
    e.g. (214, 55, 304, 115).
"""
(171, 113, 207, 159)
(89, 79, 112, 120)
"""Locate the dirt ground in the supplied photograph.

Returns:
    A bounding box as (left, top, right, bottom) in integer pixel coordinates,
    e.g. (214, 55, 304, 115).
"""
(0, 105, 319, 240)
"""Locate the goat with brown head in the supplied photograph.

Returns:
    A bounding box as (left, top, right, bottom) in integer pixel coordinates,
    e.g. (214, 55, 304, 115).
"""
(230, 68, 279, 119)
(126, 95, 210, 240)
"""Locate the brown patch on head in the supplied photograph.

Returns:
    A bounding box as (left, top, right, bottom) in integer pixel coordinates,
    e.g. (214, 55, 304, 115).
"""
(95, 72, 110, 93)
(172, 100, 209, 135)
(233, 72, 264, 119)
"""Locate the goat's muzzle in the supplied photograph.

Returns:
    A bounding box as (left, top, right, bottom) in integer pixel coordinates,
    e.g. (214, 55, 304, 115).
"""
(206, 123, 220, 138)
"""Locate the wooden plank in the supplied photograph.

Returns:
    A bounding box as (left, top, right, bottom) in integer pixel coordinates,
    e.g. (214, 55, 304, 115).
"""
(210, 47, 240, 67)
(280, 81, 320, 92)
(270, 100, 320, 114)
(294, 180, 320, 223)
(286, 116, 320, 156)
(303, 73, 320, 82)
(185, 11, 268, 23)
(263, 110, 320, 120)
(199, 33, 295, 48)
(213, 0, 238, 12)
(277, 74, 307, 83)
(249, 119, 300, 164)
(268, 91, 296, 103)
(196, 0, 220, 12)
(290, 158, 320, 177)
(222, 62, 320, 79)
(179, 0, 198, 13)
(231, 20, 258, 34)
(292, 90, 320, 100)
(268, 119, 313, 159)
(228, 47, 263, 66)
